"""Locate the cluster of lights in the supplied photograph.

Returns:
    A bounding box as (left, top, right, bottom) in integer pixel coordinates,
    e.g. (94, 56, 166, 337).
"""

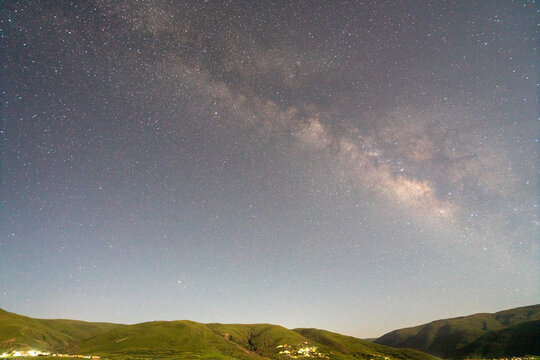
(0, 351, 99, 359)
(1, 350, 50, 358)
(276, 343, 328, 358)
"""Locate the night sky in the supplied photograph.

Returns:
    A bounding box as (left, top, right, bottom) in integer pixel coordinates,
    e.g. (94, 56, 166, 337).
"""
(1, 1, 538, 338)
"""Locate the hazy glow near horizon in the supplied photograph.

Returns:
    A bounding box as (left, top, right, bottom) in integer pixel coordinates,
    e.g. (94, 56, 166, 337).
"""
(1, 1, 538, 338)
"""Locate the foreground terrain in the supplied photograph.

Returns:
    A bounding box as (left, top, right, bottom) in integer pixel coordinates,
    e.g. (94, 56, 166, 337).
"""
(375, 305, 540, 358)
(1, 306, 538, 360)
(0, 308, 438, 360)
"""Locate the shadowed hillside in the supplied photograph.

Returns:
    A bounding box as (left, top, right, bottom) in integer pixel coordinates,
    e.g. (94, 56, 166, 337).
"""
(374, 305, 540, 358)
(457, 320, 540, 358)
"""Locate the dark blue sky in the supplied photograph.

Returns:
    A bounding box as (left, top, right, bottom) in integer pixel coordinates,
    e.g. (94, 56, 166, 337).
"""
(1, 1, 538, 337)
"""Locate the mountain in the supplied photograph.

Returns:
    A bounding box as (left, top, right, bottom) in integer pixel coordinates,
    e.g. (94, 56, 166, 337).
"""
(0, 308, 120, 353)
(457, 320, 540, 358)
(3, 305, 538, 360)
(76, 320, 266, 360)
(77, 321, 441, 360)
(0, 308, 439, 360)
(374, 304, 540, 358)
(208, 323, 309, 357)
(294, 328, 439, 360)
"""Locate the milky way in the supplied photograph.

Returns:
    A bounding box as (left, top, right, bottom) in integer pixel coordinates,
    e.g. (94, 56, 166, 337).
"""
(1, 1, 538, 337)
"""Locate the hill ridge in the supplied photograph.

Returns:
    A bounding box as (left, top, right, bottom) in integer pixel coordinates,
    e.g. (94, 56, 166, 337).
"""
(2, 305, 538, 359)
(374, 304, 540, 358)
(0, 308, 438, 360)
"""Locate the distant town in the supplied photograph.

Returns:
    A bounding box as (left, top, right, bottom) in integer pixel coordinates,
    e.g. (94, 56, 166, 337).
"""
(0, 350, 99, 359)
(277, 343, 329, 358)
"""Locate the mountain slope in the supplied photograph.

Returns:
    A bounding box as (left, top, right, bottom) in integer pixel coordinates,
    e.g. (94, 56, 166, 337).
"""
(207, 323, 309, 357)
(77, 320, 266, 360)
(457, 320, 540, 358)
(374, 304, 540, 358)
(0, 308, 442, 360)
(0, 308, 120, 353)
(79, 321, 443, 360)
(295, 328, 441, 360)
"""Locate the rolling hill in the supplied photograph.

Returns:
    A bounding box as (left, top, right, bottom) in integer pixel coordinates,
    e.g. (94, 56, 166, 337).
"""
(1, 305, 538, 360)
(0, 308, 439, 360)
(76, 320, 266, 360)
(457, 320, 540, 358)
(0, 308, 120, 353)
(374, 304, 540, 358)
(207, 323, 309, 357)
(294, 328, 440, 360)
(76, 321, 442, 360)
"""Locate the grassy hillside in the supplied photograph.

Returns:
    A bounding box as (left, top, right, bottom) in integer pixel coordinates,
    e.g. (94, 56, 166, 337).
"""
(374, 304, 540, 358)
(2, 305, 537, 360)
(207, 323, 308, 357)
(19, 305, 540, 360)
(0, 308, 119, 353)
(493, 306, 540, 327)
(295, 328, 441, 360)
(77, 320, 266, 360)
(0, 308, 443, 360)
(457, 320, 540, 358)
(80, 321, 443, 360)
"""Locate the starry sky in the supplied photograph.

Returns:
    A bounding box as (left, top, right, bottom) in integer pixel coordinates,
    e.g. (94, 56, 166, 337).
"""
(1, 1, 539, 338)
